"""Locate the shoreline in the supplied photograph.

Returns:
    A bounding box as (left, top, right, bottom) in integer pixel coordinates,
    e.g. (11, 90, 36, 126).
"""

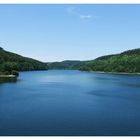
(1, 70, 140, 76)
(48, 69, 140, 76)
(90, 71, 140, 76)
(0, 75, 17, 78)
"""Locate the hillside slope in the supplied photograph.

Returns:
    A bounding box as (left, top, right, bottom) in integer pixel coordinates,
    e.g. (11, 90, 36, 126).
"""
(48, 48, 140, 73)
(0, 47, 48, 74)
(79, 48, 140, 73)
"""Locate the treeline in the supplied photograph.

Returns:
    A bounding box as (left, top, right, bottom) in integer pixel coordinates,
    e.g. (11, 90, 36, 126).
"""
(48, 60, 84, 70)
(0, 47, 48, 75)
(79, 48, 140, 73)
(1, 47, 140, 75)
(49, 48, 140, 73)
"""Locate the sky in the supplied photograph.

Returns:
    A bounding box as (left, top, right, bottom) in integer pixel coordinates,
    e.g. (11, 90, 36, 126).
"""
(0, 4, 140, 62)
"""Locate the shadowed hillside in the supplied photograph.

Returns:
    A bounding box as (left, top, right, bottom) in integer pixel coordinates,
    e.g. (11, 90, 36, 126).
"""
(0, 47, 48, 75)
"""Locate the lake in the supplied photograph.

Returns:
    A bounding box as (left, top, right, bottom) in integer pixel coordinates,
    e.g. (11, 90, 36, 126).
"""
(0, 70, 140, 136)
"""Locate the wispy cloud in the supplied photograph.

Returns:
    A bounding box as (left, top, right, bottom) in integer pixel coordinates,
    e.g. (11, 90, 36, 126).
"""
(79, 15, 93, 20)
(66, 7, 94, 21)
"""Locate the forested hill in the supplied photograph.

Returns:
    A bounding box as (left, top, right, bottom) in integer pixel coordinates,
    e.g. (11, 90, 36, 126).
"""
(79, 48, 140, 73)
(0, 47, 48, 74)
(48, 60, 84, 70)
(48, 48, 140, 73)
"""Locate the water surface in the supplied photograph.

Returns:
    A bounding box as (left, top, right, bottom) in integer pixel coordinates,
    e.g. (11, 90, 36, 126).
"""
(0, 70, 140, 136)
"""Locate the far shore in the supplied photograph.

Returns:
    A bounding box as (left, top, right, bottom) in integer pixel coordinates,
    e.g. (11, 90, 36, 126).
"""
(1, 70, 140, 77)
(90, 71, 140, 76)
(48, 69, 140, 76)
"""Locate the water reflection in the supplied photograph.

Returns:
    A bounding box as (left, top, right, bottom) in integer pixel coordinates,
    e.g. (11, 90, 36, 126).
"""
(0, 77, 17, 83)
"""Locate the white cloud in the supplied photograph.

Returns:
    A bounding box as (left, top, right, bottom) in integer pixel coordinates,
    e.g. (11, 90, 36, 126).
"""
(66, 7, 94, 21)
(79, 14, 92, 20)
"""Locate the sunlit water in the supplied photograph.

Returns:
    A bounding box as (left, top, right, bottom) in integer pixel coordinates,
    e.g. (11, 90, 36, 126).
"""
(0, 70, 140, 136)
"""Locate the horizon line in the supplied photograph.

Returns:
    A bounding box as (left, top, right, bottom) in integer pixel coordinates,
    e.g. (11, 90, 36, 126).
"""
(1, 46, 139, 63)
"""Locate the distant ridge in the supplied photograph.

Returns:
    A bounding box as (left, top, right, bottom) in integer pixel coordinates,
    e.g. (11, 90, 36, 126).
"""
(48, 60, 84, 70)
(48, 48, 140, 73)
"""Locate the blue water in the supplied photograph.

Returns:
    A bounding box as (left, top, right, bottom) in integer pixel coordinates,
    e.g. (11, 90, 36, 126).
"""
(0, 70, 140, 136)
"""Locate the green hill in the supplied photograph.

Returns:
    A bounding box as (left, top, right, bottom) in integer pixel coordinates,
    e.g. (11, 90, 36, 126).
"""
(0, 47, 48, 75)
(48, 60, 85, 70)
(48, 48, 140, 74)
(79, 48, 140, 73)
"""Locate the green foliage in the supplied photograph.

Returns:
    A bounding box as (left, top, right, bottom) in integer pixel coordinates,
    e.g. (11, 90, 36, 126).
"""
(3, 71, 10, 75)
(0, 62, 18, 72)
(48, 60, 85, 70)
(48, 48, 140, 73)
(79, 48, 140, 73)
(0, 48, 48, 75)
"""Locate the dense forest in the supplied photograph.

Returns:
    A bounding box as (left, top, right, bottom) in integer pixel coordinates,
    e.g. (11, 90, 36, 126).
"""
(49, 48, 140, 73)
(0, 47, 48, 75)
(1, 47, 140, 75)
(48, 60, 84, 70)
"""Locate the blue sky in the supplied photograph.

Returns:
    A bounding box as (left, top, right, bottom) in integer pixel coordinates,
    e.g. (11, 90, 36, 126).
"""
(0, 4, 140, 62)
